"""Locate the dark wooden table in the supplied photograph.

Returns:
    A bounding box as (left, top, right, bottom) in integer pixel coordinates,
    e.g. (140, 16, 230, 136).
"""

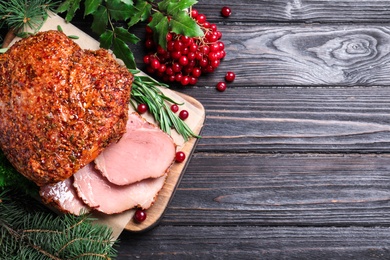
(117, 1, 390, 259)
(5, 0, 390, 259)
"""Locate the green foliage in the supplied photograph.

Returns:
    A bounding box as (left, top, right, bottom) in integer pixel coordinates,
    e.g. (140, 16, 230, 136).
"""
(0, 0, 58, 33)
(0, 151, 38, 196)
(57, 0, 203, 69)
(0, 189, 117, 259)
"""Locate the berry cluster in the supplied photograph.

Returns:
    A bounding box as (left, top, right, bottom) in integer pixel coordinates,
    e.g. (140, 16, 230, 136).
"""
(143, 9, 226, 86)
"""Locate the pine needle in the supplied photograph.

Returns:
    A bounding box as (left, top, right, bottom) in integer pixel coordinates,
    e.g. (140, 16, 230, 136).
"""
(0, 189, 118, 259)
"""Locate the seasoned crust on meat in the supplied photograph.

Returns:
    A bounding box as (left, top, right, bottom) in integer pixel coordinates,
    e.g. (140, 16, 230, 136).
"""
(0, 30, 133, 186)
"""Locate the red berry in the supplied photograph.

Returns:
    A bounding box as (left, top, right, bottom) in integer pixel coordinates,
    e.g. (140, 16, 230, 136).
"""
(175, 151, 186, 163)
(181, 75, 190, 86)
(197, 14, 206, 24)
(174, 40, 183, 51)
(189, 76, 198, 85)
(192, 67, 202, 78)
(166, 32, 173, 41)
(210, 42, 220, 52)
(189, 43, 198, 53)
(150, 59, 161, 70)
(172, 63, 182, 73)
(187, 52, 196, 60)
(171, 51, 182, 60)
(143, 55, 151, 64)
(134, 209, 147, 223)
(145, 39, 154, 49)
(171, 104, 179, 113)
(221, 6, 232, 17)
(137, 103, 148, 114)
(225, 71, 236, 82)
(179, 55, 189, 66)
(175, 73, 183, 82)
(179, 110, 189, 120)
(216, 82, 227, 92)
(191, 9, 199, 19)
(145, 26, 153, 34)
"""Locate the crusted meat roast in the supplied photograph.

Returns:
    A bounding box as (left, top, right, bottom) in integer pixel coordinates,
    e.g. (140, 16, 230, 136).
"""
(0, 30, 133, 186)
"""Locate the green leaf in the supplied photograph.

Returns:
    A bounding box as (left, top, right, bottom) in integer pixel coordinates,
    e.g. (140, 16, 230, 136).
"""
(148, 12, 165, 29)
(99, 30, 113, 49)
(56, 0, 82, 22)
(167, 0, 198, 15)
(91, 5, 108, 35)
(106, 0, 135, 21)
(127, 0, 152, 27)
(158, 0, 179, 12)
(170, 11, 204, 37)
(121, 0, 133, 5)
(154, 16, 169, 50)
(56, 0, 70, 13)
(84, 0, 102, 16)
(114, 27, 140, 44)
(112, 37, 136, 70)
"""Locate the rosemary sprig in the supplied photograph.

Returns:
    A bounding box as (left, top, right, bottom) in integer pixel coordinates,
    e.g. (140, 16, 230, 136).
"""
(131, 71, 199, 142)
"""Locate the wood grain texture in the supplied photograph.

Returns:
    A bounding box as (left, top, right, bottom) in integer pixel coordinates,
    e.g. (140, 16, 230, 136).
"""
(194, 0, 390, 23)
(162, 153, 390, 226)
(179, 87, 390, 153)
(118, 226, 390, 259)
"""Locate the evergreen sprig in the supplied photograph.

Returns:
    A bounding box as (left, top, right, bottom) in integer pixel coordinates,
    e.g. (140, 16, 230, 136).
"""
(0, 0, 58, 34)
(0, 189, 118, 259)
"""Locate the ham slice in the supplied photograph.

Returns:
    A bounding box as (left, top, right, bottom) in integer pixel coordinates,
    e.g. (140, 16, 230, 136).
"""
(73, 163, 167, 214)
(39, 177, 90, 215)
(94, 112, 176, 186)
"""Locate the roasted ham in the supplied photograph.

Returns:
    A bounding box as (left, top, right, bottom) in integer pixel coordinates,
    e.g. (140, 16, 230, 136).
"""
(39, 112, 176, 215)
(40, 177, 90, 215)
(73, 163, 167, 214)
(0, 31, 132, 186)
(94, 112, 176, 186)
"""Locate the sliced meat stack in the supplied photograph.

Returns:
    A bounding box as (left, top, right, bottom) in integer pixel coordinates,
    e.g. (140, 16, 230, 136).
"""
(39, 112, 176, 215)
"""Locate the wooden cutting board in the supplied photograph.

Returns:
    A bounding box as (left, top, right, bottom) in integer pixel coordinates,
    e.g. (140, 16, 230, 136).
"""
(10, 13, 205, 238)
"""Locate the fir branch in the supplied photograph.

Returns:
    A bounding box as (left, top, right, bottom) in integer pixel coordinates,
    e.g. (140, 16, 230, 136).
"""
(131, 71, 200, 141)
(0, 0, 59, 47)
(0, 189, 117, 259)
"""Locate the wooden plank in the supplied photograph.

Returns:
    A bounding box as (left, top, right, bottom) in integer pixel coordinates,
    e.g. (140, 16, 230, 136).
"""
(130, 23, 390, 87)
(174, 87, 390, 153)
(194, 0, 390, 23)
(117, 225, 390, 259)
(160, 153, 390, 226)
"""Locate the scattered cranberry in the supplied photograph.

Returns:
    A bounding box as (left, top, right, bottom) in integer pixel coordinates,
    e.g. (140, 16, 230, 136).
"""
(133, 209, 147, 223)
(179, 110, 189, 120)
(216, 82, 227, 92)
(225, 71, 236, 82)
(175, 151, 186, 163)
(221, 6, 232, 17)
(137, 103, 148, 114)
(171, 104, 179, 113)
